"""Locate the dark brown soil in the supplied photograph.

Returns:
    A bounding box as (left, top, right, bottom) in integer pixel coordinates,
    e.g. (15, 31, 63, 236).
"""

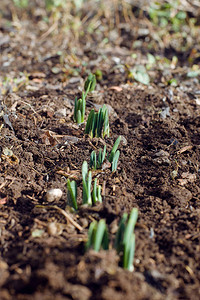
(1, 2, 200, 300)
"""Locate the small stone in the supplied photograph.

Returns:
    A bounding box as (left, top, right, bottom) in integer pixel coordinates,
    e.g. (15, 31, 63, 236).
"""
(54, 108, 67, 118)
(47, 222, 58, 235)
(120, 135, 127, 145)
(45, 188, 63, 202)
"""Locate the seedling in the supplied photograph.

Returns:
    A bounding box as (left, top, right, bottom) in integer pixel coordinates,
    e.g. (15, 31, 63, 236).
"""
(84, 73, 96, 94)
(74, 74, 96, 124)
(115, 208, 138, 271)
(92, 178, 102, 204)
(85, 104, 109, 138)
(108, 136, 121, 171)
(67, 179, 77, 210)
(74, 95, 86, 124)
(82, 161, 92, 205)
(90, 145, 106, 170)
(85, 219, 109, 252)
(108, 136, 121, 163)
(111, 150, 120, 172)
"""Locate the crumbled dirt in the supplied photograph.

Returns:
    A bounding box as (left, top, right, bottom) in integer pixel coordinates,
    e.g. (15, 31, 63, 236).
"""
(1, 1, 200, 300)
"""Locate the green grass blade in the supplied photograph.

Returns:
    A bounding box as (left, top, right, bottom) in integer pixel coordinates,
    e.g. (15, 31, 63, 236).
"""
(102, 225, 109, 250)
(90, 151, 97, 170)
(87, 171, 92, 205)
(123, 233, 136, 271)
(92, 112, 98, 138)
(97, 185, 102, 203)
(84, 74, 96, 94)
(103, 107, 109, 137)
(82, 161, 88, 204)
(85, 221, 97, 251)
(81, 97, 86, 122)
(126, 233, 136, 271)
(77, 98, 82, 112)
(96, 108, 104, 137)
(93, 219, 107, 251)
(67, 179, 77, 210)
(108, 136, 121, 163)
(97, 148, 102, 168)
(85, 109, 95, 135)
(112, 150, 120, 172)
(102, 145, 107, 162)
(123, 208, 138, 246)
(76, 110, 82, 124)
(92, 178, 97, 204)
(114, 213, 128, 252)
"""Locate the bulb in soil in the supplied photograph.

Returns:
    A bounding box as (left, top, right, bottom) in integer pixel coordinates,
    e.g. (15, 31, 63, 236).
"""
(45, 188, 63, 202)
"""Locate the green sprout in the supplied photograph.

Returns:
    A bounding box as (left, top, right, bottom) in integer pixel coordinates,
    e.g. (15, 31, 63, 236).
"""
(90, 145, 107, 170)
(74, 95, 86, 124)
(74, 74, 96, 124)
(67, 179, 77, 210)
(85, 104, 109, 138)
(92, 178, 102, 204)
(111, 150, 120, 172)
(82, 161, 92, 205)
(108, 136, 121, 171)
(84, 73, 96, 94)
(114, 208, 138, 271)
(85, 219, 109, 252)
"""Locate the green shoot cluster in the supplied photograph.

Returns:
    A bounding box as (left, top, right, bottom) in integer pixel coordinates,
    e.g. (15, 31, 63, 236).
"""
(85, 219, 109, 252)
(90, 136, 121, 172)
(85, 208, 138, 271)
(74, 74, 96, 124)
(85, 104, 109, 138)
(114, 208, 138, 271)
(67, 161, 102, 210)
(82, 161, 92, 205)
(90, 145, 107, 170)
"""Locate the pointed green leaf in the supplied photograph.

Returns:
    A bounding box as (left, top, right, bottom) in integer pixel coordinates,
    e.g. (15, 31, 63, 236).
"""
(85, 221, 97, 251)
(67, 179, 77, 210)
(90, 151, 97, 170)
(94, 219, 107, 251)
(92, 178, 97, 204)
(123, 208, 138, 246)
(85, 109, 95, 135)
(114, 213, 128, 252)
(112, 150, 120, 172)
(108, 136, 121, 163)
(97, 185, 102, 203)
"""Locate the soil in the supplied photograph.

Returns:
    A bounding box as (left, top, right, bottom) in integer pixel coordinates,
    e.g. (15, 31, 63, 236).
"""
(1, 1, 200, 300)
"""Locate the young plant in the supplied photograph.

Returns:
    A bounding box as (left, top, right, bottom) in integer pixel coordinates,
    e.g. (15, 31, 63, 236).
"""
(74, 95, 86, 124)
(85, 219, 109, 252)
(108, 136, 121, 171)
(111, 150, 120, 172)
(82, 161, 92, 205)
(74, 74, 96, 124)
(67, 179, 77, 210)
(84, 73, 96, 95)
(90, 145, 106, 170)
(114, 208, 138, 271)
(92, 178, 102, 204)
(85, 104, 109, 138)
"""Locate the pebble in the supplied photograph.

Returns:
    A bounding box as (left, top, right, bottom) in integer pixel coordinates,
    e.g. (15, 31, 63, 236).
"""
(45, 188, 63, 202)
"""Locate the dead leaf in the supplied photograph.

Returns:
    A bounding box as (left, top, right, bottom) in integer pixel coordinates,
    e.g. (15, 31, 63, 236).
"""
(40, 130, 58, 146)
